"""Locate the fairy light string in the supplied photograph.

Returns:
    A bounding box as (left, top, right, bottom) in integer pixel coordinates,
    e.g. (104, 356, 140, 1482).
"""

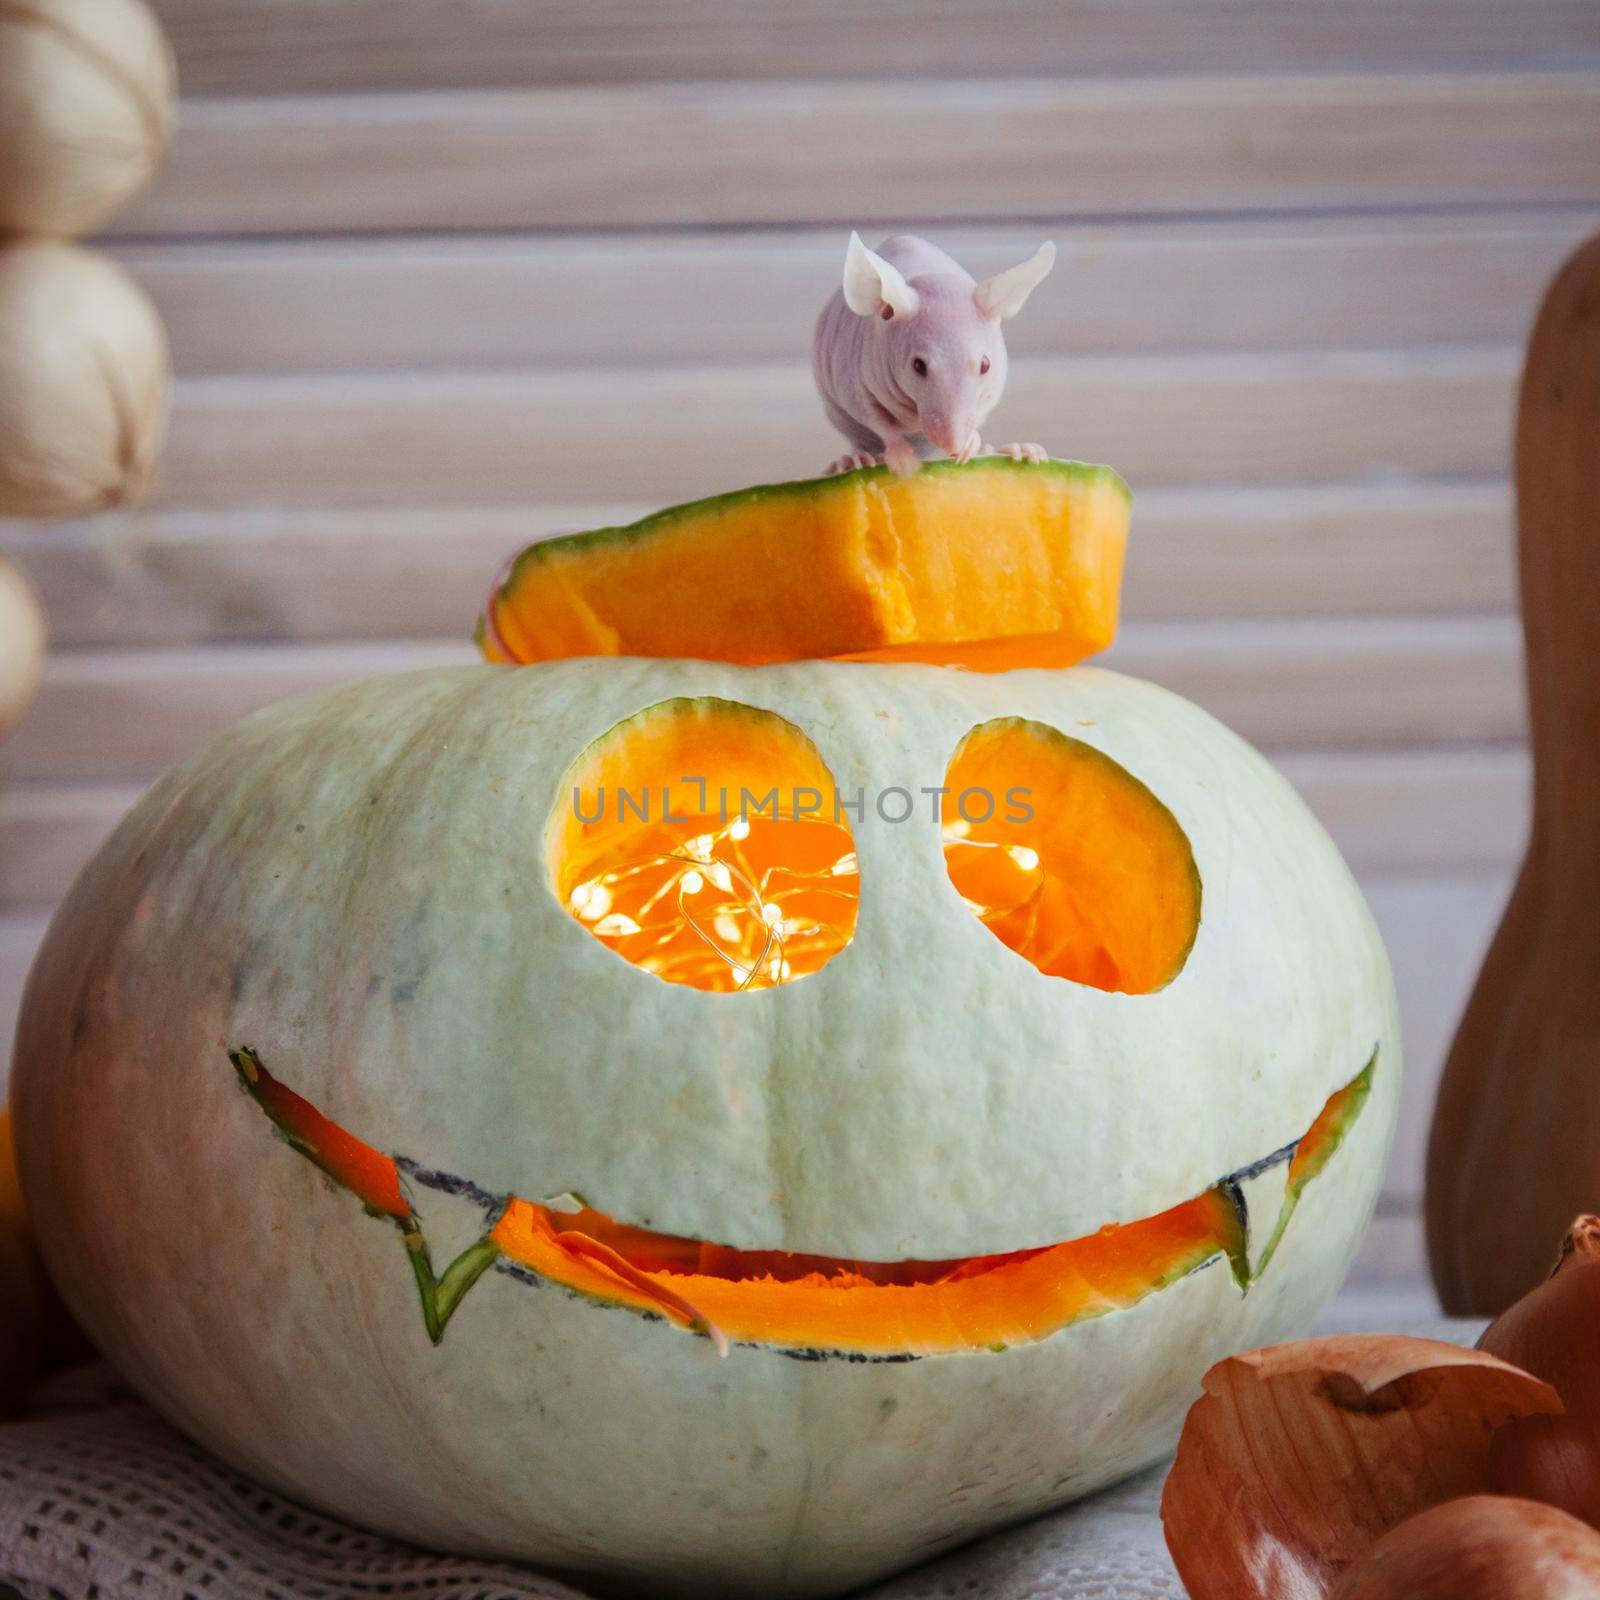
(568, 812, 860, 992)
(567, 808, 1046, 992)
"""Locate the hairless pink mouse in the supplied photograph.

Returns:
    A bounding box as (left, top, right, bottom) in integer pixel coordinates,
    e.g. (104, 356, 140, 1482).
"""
(812, 232, 1056, 478)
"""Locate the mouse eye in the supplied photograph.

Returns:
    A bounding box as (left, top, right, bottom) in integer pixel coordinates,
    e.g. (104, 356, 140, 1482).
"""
(912, 357, 928, 377)
(979, 356, 991, 376)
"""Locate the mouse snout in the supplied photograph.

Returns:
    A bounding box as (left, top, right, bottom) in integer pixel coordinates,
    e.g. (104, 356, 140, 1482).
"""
(920, 412, 974, 458)
(915, 409, 960, 454)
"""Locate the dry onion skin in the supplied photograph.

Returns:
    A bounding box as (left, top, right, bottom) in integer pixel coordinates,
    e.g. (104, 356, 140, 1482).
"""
(1480, 1218, 1600, 1436)
(1160, 1334, 1563, 1600)
(0, 239, 169, 519)
(0, 556, 47, 736)
(0, 0, 175, 237)
(1328, 1496, 1600, 1599)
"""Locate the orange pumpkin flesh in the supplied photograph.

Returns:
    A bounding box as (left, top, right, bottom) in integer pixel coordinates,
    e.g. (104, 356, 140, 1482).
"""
(548, 698, 861, 992)
(1290, 1065, 1373, 1191)
(843, 629, 1128, 672)
(233, 1049, 1373, 1358)
(491, 1190, 1240, 1358)
(559, 810, 859, 992)
(478, 459, 1129, 673)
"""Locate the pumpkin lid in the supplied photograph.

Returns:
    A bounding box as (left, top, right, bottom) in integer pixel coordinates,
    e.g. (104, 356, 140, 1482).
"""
(477, 456, 1129, 672)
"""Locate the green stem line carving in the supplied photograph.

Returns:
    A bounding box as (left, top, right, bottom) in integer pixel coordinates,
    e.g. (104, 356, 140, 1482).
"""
(403, 1228, 503, 1345)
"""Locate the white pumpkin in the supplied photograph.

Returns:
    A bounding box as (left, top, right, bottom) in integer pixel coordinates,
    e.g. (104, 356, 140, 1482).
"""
(11, 657, 1399, 1599)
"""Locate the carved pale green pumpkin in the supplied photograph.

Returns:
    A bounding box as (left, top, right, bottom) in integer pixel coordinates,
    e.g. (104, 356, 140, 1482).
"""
(11, 656, 1398, 1599)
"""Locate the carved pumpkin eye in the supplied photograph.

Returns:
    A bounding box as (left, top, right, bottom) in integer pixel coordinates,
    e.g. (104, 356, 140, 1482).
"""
(979, 356, 991, 376)
(912, 356, 928, 376)
(942, 717, 1200, 994)
(548, 697, 858, 993)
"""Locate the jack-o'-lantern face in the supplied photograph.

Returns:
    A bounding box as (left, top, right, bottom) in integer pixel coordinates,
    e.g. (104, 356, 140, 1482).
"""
(229, 681, 1380, 1361)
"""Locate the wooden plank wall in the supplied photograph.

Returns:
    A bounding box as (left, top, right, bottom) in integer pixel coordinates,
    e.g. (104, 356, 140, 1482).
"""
(4, 0, 1600, 1242)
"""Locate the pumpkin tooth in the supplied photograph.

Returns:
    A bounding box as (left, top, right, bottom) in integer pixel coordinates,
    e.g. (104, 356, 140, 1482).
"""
(1213, 1182, 1253, 1292)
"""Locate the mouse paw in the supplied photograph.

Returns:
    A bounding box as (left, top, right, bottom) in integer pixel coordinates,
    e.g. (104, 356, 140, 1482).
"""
(994, 441, 1049, 464)
(825, 451, 882, 476)
(883, 438, 922, 479)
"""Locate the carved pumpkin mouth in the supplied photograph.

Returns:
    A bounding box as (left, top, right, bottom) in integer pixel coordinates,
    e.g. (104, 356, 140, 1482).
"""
(231, 1048, 1373, 1360)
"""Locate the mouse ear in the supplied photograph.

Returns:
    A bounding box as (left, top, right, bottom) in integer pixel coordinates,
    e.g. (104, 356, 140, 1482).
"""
(842, 232, 921, 321)
(974, 241, 1057, 320)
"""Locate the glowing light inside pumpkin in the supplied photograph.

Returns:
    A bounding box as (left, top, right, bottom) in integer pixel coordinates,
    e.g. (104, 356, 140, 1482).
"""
(941, 718, 1202, 994)
(548, 699, 871, 993)
(563, 812, 860, 992)
(940, 825, 1045, 922)
(566, 816, 1068, 995)
(549, 699, 1197, 996)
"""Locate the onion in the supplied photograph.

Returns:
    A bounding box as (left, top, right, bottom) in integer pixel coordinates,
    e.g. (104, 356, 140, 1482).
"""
(1328, 1496, 1600, 1598)
(0, 556, 47, 736)
(1552, 1213, 1600, 1274)
(1480, 1220, 1600, 1436)
(1490, 1414, 1600, 1529)
(1160, 1334, 1562, 1600)
(0, 239, 169, 518)
(0, 0, 175, 237)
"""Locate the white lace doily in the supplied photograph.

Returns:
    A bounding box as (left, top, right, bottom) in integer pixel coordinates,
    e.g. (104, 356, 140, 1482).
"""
(0, 1301, 1470, 1600)
(0, 1366, 1180, 1600)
